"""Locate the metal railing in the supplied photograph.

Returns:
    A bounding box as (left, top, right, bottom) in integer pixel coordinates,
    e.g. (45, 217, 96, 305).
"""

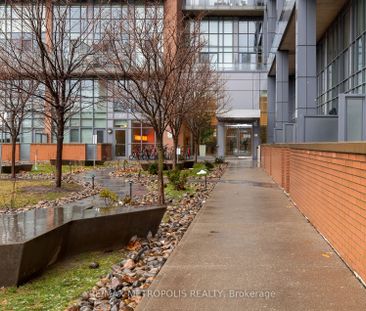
(183, 0, 265, 10)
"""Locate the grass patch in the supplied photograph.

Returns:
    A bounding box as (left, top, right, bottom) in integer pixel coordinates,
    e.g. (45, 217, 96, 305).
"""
(0, 180, 83, 210)
(161, 212, 171, 223)
(0, 250, 125, 311)
(165, 183, 195, 201)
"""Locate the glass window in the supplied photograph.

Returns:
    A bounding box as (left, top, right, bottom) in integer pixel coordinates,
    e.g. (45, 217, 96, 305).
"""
(81, 119, 93, 127)
(81, 129, 92, 143)
(94, 119, 106, 128)
(223, 21, 233, 33)
(70, 128, 79, 142)
(194, 17, 263, 71)
(70, 118, 80, 127)
(209, 20, 218, 33)
(209, 34, 218, 46)
(114, 120, 128, 128)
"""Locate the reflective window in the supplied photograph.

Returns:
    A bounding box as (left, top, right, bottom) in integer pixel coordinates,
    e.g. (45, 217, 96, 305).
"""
(194, 17, 263, 71)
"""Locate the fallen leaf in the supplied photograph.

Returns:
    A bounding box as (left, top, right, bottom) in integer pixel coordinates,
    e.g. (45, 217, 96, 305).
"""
(322, 252, 332, 258)
(127, 240, 142, 251)
(121, 275, 137, 284)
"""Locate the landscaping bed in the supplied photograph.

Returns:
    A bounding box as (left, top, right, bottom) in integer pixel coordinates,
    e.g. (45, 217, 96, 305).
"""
(0, 179, 85, 212)
(68, 161, 227, 311)
(0, 159, 227, 311)
(0, 250, 126, 311)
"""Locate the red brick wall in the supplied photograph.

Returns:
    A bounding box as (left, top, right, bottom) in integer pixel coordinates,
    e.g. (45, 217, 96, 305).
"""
(261, 146, 366, 283)
(1, 144, 113, 162)
(30, 144, 87, 161)
(261, 146, 290, 192)
(1, 144, 20, 162)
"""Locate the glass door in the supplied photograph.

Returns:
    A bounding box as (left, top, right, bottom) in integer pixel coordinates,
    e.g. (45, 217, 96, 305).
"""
(225, 127, 238, 156)
(115, 130, 126, 157)
(238, 128, 252, 156)
(225, 126, 252, 157)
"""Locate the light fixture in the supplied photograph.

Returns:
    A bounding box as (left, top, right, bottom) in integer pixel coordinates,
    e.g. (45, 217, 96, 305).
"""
(107, 128, 113, 134)
(134, 135, 148, 142)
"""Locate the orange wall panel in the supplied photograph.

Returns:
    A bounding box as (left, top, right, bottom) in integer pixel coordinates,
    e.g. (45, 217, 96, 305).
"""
(1, 144, 20, 162)
(30, 144, 87, 161)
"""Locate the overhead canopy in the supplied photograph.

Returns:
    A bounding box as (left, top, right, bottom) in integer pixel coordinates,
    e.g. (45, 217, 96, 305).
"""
(270, 0, 348, 76)
(217, 109, 260, 123)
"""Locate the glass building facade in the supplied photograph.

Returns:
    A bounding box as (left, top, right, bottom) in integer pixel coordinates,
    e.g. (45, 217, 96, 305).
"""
(0, 1, 161, 157)
(189, 5, 266, 158)
(0, 0, 265, 159)
(317, 0, 366, 115)
(197, 17, 263, 71)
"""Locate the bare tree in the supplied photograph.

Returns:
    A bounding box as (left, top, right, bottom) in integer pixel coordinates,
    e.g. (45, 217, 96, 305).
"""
(185, 62, 229, 162)
(0, 75, 38, 179)
(0, 0, 103, 187)
(166, 57, 198, 169)
(104, 3, 203, 205)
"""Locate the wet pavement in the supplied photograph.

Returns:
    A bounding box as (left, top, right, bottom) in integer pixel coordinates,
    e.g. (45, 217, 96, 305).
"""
(79, 168, 134, 196)
(136, 159, 366, 311)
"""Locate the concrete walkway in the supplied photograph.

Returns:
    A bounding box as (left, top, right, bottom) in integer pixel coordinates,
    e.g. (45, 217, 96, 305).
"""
(137, 159, 366, 311)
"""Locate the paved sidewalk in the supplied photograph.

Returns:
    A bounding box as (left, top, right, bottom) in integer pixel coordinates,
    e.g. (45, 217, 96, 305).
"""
(137, 159, 366, 311)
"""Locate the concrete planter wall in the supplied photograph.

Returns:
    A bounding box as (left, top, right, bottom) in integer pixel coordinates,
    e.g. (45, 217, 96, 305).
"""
(0, 205, 166, 287)
(0, 164, 33, 174)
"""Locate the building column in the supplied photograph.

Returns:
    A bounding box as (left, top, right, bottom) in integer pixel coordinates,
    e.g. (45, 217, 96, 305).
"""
(295, 0, 317, 142)
(266, 0, 277, 61)
(217, 122, 225, 158)
(276, 0, 284, 21)
(263, 5, 268, 62)
(275, 50, 289, 143)
(252, 120, 260, 160)
(267, 76, 276, 143)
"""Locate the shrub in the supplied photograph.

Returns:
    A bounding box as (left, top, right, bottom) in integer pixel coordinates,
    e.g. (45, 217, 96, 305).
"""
(193, 162, 206, 170)
(214, 157, 225, 164)
(204, 160, 214, 170)
(192, 163, 207, 175)
(100, 188, 118, 206)
(148, 162, 159, 175)
(167, 169, 189, 190)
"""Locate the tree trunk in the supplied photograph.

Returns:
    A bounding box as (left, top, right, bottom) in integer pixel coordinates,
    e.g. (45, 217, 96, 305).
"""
(55, 124, 64, 188)
(156, 134, 165, 205)
(11, 136, 17, 179)
(172, 135, 179, 170)
(194, 140, 199, 163)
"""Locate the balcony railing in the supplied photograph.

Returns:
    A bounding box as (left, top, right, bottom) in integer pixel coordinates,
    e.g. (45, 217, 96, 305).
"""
(183, 0, 265, 10)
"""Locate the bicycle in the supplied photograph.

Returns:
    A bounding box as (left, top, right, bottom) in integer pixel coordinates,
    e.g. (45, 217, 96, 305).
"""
(129, 150, 141, 161)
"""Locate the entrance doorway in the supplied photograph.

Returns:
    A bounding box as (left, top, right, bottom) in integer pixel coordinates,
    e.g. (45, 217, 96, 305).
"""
(115, 130, 126, 157)
(225, 125, 252, 157)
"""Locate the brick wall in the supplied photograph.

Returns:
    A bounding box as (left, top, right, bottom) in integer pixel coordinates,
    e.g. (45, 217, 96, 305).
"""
(261, 145, 366, 283)
(261, 145, 290, 192)
(30, 144, 87, 161)
(1, 144, 20, 162)
(1, 143, 113, 162)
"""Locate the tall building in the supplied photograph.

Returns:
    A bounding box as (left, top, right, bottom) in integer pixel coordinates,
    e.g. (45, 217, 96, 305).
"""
(184, 0, 267, 159)
(0, 0, 266, 162)
(265, 0, 366, 144)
